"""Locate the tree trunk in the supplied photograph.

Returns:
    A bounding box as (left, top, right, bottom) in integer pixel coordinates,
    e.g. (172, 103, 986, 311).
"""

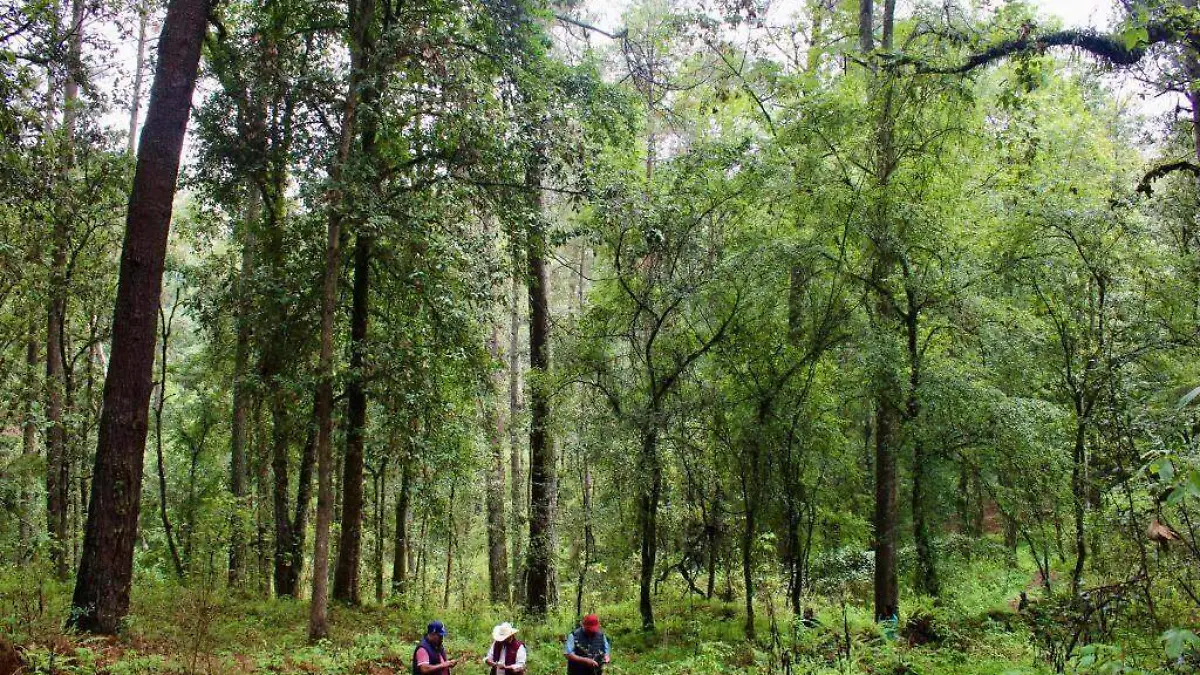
(288, 421, 317, 594)
(229, 186, 258, 587)
(509, 267, 525, 595)
(1070, 419, 1087, 596)
(68, 0, 209, 634)
(907, 312, 938, 597)
(443, 479, 457, 609)
(271, 398, 296, 596)
(127, 0, 148, 155)
(486, 322, 511, 604)
(373, 459, 387, 604)
(638, 428, 662, 631)
(20, 322, 39, 559)
(523, 150, 556, 616)
(872, 397, 900, 622)
(392, 453, 411, 595)
(47, 0, 86, 582)
(741, 478, 756, 640)
(309, 0, 373, 640)
(333, 231, 373, 605)
(154, 294, 185, 580)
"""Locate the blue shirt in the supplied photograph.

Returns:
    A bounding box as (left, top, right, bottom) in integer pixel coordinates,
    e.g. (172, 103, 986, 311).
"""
(564, 632, 610, 656)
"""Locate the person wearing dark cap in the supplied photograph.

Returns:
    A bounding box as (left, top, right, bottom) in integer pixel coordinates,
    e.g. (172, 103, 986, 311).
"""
(564, 614, 610, 675)
(413, 621, 459, 674)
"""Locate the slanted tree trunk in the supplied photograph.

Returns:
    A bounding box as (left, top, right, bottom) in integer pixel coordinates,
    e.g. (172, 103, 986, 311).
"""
(68, 0, 210, 634)
(486, 322, 510, 604)
(523, 149, 556, 617)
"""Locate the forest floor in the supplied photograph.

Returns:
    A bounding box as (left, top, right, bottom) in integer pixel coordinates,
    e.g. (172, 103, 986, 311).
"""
(0, 549, 1171, 674)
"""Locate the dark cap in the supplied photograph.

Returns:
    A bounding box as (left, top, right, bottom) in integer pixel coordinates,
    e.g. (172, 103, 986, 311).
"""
(427, 621, 448, 636)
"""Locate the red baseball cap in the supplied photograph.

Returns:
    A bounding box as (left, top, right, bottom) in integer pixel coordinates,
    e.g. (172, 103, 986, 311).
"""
(582, 614, 600, 630)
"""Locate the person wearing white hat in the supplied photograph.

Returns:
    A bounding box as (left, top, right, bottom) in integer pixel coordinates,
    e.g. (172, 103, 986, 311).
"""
(483, 622, 526, 675)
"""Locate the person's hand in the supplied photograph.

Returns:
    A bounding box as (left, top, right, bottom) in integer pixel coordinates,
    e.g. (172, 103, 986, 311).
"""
(587, 658, 600, 669)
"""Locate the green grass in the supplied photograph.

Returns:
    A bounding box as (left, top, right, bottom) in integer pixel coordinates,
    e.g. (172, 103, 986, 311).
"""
(0, 549, 1159, 675)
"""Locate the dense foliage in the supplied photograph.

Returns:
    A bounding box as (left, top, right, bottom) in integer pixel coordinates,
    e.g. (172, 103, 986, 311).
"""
(2, 0, 1200, 672)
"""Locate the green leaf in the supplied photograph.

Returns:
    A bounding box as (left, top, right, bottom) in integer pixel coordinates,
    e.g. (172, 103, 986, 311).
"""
(1177, 385, 1200, 409)
(1120, 26, 1149, 51)
(1159, 459, 1175, 483)
(1164, 628, 1200, 659)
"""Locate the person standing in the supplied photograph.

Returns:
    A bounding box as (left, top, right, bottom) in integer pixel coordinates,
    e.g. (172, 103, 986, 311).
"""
(413, 621, 459, 674)
(565, 614, 610, 674)
(484, 622, 526, 674)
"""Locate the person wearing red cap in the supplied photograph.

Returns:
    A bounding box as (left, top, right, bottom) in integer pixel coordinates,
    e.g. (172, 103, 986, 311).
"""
(564, 614, 610, 675)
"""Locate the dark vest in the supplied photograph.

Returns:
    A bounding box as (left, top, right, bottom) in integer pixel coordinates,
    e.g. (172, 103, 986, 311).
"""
(412, 638, 446, 675)
(489, 639, 523, 675)
(567, 628, 607, 675)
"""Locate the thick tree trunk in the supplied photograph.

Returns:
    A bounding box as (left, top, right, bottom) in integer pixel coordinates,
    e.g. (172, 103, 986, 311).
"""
(486, 323, 511, 604)
(333, 231, 373, 605)
(68, 0, 209, 634)
(229, 187, 258, 587)
(523, 152, 555, 616)
(638, 428, 662, 631)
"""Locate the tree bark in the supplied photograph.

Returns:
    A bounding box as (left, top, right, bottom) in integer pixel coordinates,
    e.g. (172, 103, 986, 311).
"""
(20, 322, 39, 559)
(509, 266, 525, 595)
(523, 149, 556, 617)
(228, 186, 258, 587)
(271, 399, 296, 596)
(638, 429, 662, 631)
(310, 0, 373, 640)
(68, 0, 209, 634)
(47, 0, 87, 582)
(486, 322, 511, 604)
(333, 230, 373, 605)
(127, 0, 148, 155)
(872, 397, 900, 621)
(154, 293, 185, 580)
(392, 452, 411, 595)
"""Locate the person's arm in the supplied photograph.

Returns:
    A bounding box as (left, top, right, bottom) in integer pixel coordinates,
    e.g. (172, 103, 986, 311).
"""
(415, 650, 459, 674)
(603, 636, 611, 664)
(564, 634, 599, 669)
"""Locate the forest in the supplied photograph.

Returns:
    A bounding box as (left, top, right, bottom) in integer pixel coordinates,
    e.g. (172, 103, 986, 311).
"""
(2, 0, 1200, 672)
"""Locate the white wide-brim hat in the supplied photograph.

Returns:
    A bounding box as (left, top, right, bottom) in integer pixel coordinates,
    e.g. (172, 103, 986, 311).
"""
(493, 622, 518, 642)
